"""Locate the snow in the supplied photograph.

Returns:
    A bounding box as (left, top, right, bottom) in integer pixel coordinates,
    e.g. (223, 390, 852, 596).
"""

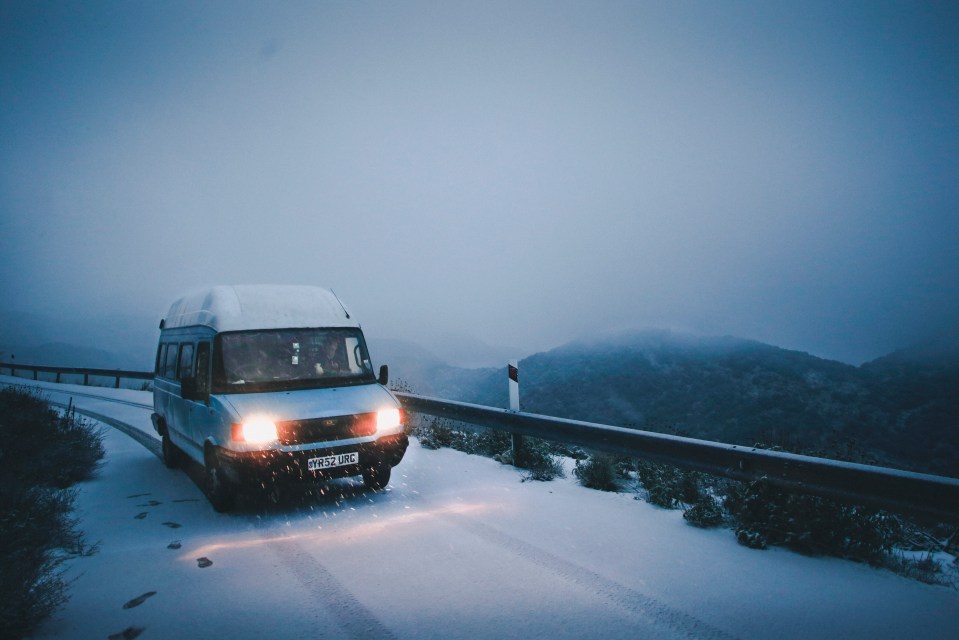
(161, 285, 359, 332)
(5, 375, 957, 640)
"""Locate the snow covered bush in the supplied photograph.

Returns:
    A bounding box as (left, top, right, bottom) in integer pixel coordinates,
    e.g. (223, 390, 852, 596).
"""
(724, 478, 902, 563)
(683, 494, 725, 528)
(0, 388, 103, 639)
(573, 453, 620, 491)
(515, 438, 565, 481)
(410, 416, 510, 456)
(411, 416, 457, 450)
(636, 460, 703, 509)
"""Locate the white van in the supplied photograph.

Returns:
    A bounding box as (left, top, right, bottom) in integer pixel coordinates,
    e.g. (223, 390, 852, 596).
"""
(151, 285, 408, 511)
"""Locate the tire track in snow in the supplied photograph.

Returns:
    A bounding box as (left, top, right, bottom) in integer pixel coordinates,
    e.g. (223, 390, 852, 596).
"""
(440, 512, 742, 640)
(0, 381, 159, 455)
(0, 380, 154, 410)
(2, 377, 734, 638)
(59, 402, 162, 458)
(51, 388, 154, 411)
(260, 531, 396, 640)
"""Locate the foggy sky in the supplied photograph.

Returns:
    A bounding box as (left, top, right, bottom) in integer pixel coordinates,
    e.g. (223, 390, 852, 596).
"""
(2, 1, 957, 365)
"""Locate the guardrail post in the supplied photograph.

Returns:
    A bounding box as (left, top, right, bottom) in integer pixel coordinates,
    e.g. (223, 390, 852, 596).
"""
(83, 373, 89, 385)
(33, 369, 38, 381)
(115, 376, 121, 388)
(509, 360, 523, 465)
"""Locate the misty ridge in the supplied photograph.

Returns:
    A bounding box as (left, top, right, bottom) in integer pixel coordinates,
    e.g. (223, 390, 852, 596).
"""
(377, 329, 959, 480)
(2, 311, 957, 478)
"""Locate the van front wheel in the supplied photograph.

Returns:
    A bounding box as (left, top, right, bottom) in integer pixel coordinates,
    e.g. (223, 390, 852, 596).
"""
(363, 463, 391, 491)
(204, 449, 236, 512)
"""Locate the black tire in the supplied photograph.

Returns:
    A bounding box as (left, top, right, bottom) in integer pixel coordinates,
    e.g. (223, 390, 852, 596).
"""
(204, 449, 236, 512)
(263, 480, 283, 506)
(161, 431, 181, 469)
(363, 463, 391, 491)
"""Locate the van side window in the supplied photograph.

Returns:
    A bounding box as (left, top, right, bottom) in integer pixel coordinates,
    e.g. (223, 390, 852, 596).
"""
(164, 344, 179, 379)
(156, 344, 167, 375)
(196, 342, 211, 393)
(177, 343, 195, 381)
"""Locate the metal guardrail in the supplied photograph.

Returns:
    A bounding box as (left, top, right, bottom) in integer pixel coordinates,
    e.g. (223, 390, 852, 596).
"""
(3, 362, 956, 520)
(0, 362, 153, 388)
(396, 392, 959, 522)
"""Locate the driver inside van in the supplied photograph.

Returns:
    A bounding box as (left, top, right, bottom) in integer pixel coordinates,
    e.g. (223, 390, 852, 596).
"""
(313, 336, 346, 375)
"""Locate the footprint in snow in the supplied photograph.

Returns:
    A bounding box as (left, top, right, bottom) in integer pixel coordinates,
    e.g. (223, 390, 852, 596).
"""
(161, 521, 182, 529)
(133, 512, 148, 520)
(197, 557, 213, 568)
(108, 627, 145, 640)
(167, 541, 182, 550)
(122, 592, 157, 610)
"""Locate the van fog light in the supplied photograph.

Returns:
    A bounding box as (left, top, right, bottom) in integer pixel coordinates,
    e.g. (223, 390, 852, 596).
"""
(232, 419, 278, 443)
(376, 408, 401, 432)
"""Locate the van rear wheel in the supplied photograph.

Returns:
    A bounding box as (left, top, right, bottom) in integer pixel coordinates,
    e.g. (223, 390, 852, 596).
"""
(161, 432, 182, 469)
(204, 449, 236, 512)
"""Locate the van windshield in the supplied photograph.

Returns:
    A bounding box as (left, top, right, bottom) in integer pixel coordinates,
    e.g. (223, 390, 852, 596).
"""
(212, 328, 376, 393)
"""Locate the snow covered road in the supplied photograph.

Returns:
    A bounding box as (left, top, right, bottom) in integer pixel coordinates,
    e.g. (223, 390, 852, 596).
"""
(7, 376, 958, 640)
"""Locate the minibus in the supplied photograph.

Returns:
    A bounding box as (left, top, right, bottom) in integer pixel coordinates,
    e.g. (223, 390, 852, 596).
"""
(152, 285, 408, 511)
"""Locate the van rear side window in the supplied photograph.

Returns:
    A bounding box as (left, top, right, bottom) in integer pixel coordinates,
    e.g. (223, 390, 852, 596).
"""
(163, 344, 179, 379)
(177, 343, 195, 381)
(156, 344, 167, 375)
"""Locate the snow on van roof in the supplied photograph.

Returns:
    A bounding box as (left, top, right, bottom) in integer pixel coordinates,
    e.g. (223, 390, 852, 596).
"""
(162, 285, 360, 332)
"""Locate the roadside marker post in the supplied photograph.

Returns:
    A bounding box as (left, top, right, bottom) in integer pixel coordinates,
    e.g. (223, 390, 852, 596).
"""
(509, 359, 523, 465)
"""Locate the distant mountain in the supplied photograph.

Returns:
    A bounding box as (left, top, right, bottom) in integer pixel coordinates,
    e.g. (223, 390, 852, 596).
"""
(369, 337, 502, 402)
(0, 342, 131, 369)
(513, 331, 868, 445)
(863, 325, 959, 367)
(0, 309, 158, 369)
(857, 328, 959, 476)
(367, 337, 444, 388)
(422, 331, 527, 369)
(385, 329, 959, 477)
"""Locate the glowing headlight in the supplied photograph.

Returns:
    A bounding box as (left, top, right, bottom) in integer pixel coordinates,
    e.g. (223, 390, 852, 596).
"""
(376, 408, 402, 432)
(232, 418, 278, 443)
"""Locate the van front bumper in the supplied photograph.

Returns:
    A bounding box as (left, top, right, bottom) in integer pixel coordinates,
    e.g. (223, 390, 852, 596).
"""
(215, 434, 408, 486)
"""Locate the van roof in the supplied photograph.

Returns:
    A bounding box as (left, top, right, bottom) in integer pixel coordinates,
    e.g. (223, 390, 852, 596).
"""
(161, 285, 360, 332)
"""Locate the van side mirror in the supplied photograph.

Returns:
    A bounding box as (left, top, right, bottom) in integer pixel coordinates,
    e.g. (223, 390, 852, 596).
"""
(181, 377, 208, 402)
(378, 364, 389, 386)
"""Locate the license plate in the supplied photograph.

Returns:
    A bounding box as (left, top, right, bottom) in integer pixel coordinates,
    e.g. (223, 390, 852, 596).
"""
(307, 451, 358, 472)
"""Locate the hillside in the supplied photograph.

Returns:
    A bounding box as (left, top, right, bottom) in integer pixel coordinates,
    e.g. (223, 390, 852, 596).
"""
(388, 330, 959, 477)
(858, 331, 959, 476)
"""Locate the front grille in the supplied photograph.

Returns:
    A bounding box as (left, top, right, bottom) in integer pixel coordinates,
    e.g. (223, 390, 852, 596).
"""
(276, 413, 377, 445)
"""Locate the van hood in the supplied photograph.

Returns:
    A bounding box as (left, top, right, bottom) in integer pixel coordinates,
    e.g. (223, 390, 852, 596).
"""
(220, 383, 399, 423)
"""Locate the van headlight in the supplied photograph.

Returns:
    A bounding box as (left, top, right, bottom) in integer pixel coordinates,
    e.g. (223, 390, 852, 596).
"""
(232, 418, 278, 443)
(376, 408, 402, 433)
